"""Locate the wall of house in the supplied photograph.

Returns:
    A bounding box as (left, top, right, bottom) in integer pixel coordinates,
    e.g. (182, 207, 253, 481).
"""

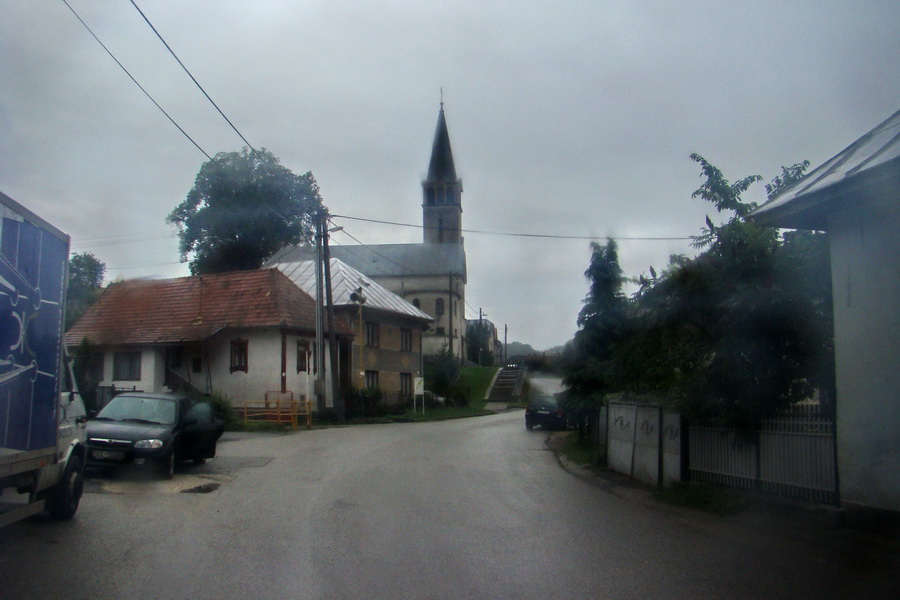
(91, 329, 336, 409)
(205, 328, 332, 408)
(377, 273, 466, 360)
(829, 199, 900, 512)
(350, 309, 425, 407)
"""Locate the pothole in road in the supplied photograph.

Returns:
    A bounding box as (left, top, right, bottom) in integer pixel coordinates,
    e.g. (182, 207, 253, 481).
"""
(181, 482, 220, 494)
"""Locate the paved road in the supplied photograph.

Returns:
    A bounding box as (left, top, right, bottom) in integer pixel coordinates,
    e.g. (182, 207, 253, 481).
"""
(1, 411, 897, 599)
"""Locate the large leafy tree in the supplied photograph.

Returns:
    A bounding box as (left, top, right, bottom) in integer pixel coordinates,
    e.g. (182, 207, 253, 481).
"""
(563, 156, 833, 428)
(168, 147, 325, 275)
(66, 251, 106, 330)
(561, 239, 630, 407)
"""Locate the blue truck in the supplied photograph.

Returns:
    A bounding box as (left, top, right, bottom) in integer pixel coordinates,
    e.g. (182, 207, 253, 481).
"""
(0, 191, 87, 527)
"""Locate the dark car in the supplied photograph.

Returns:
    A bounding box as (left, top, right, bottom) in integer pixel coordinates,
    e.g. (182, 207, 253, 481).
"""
(525, 394, 568, 431)
(86, 392, 224, 479)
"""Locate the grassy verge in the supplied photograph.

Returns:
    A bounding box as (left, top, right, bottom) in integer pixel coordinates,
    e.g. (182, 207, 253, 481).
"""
(654, 482, 747, 515)
(458, 366, 498, 402)
(558, 431, 602, 466)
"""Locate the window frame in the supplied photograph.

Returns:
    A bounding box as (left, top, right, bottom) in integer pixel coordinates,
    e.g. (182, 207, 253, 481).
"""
(230, 339, 249, 373)
(364, 370, 379, 389)
(112, 351, 141, 382)
(400, 328, 413, 352)
(365, 322, 379, 348)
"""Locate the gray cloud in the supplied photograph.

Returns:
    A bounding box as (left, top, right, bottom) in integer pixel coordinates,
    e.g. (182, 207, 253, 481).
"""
(1, 0, 897, 349)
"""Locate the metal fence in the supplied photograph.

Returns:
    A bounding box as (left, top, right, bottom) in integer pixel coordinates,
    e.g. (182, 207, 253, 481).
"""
(688, 406, 837, 504)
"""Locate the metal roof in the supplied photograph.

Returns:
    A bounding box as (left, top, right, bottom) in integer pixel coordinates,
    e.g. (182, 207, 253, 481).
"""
(751, 109, 900, 229)
(274, 258, 433, 323)
(269, 242, 467, 281)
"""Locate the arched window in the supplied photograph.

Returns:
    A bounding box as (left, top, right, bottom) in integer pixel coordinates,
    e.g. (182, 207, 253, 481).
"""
(435, 298, 444, 315)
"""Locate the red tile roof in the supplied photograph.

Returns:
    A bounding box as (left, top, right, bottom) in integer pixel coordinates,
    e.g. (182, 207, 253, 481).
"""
(65, 268, 350, 346)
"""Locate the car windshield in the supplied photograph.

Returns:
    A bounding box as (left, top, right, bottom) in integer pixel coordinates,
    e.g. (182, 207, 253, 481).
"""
(530, 395, 557, 407)
(96, 395, 177, 425)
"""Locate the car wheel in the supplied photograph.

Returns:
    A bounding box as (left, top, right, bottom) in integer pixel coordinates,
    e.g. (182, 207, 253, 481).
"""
(47, 455, 84, 520)
(159, 451, 175, 480)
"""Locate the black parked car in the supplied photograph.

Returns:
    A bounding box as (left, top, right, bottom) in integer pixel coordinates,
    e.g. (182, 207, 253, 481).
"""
(86, 392, 224, 479)
(525, 394, 568, 430)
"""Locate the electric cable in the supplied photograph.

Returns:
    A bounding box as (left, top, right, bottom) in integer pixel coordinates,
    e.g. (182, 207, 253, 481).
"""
(60, 0, 211, 159)
(129, 0, 256, 152)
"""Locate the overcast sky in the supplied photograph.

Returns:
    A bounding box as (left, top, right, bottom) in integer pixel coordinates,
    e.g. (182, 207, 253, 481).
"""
(2, 1, 897, 350)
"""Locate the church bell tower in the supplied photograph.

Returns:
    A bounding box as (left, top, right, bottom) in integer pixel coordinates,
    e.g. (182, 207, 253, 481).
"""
(422, 103, 463, 244)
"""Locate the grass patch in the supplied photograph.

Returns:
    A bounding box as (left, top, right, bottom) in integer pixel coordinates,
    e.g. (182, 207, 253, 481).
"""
(559, 432, 601, 466)
(458, 366, 499, 402)
(654, 482, 747, 515)
(396, 404, 494, 423)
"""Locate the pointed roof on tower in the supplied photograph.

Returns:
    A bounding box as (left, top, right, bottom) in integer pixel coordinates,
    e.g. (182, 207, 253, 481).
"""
(426, 104, 457, 183)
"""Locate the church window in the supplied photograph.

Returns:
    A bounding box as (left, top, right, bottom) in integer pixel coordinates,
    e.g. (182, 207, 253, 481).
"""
(435, 298, 444, 315)
(438, 218, 444, 243)
(426, 188, 435, 205)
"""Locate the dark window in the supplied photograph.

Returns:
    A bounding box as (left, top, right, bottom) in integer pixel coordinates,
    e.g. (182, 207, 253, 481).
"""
(435, 298, 444, 316)
(365, 370, 379, 389)
(412, 299, 420, 309)
(400, 373, 413, 398)
(426, 188, 435, 205)
(400, 328, 413, 352)
(186, 402, 213, 424)
(438, 218, 444, 242)
(365, 322, 379, 347)
(167, 347, 183, 369)
(436, 327, 445, 336)
(113, 351, 141, 381)
(191, 357, 202, 374)
(297, 340, 310, 373)
(230, 339, 248, 373)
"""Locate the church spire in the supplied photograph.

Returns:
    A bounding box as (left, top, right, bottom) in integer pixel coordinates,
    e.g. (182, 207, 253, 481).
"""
(426, 104, 457, 182)
(422, 101, 463, 244)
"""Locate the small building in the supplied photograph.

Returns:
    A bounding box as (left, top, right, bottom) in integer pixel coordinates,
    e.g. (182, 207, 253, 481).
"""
(64, 268, 352, 409)
(273, 257, 433, 411)
(751, 109, 900, 514)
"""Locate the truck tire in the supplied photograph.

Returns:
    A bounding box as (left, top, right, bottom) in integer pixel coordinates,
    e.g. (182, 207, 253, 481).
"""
(47, 455, 84, 520)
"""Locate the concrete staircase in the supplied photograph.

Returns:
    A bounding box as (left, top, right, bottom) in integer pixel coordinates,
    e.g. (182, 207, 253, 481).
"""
(487, 365, 527, 401)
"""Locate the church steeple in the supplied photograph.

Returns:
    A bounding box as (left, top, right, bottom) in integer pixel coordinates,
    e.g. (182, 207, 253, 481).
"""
(422, 103, 463, 244)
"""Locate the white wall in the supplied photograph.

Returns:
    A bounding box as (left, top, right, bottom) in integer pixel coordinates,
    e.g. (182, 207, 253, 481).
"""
(829, 199, 900, 511)
(96, 329, 335, 409)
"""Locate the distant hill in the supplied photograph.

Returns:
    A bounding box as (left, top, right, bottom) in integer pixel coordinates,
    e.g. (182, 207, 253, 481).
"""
(506, 341, 565, 356)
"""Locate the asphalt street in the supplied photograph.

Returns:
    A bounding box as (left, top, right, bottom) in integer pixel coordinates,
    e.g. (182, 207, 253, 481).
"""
(1, 409, 897, 599)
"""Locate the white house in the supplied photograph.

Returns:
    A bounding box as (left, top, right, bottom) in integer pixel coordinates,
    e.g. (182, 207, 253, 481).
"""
(751, 109, 900, 514)
(65, 268, 352, 410)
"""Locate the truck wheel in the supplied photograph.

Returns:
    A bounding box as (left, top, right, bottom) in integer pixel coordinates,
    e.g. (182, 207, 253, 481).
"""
(47, 455, 84, 520)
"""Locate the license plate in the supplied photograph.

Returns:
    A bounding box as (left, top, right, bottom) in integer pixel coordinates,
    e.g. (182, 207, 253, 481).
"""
(537, 410, 550, 415)
(93, 450, 125, 461)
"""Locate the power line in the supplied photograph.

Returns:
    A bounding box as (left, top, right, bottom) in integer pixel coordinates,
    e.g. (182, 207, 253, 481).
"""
(60, 0, 211, 160)
(129, 0, 256, 153)
(330, 214, 693, 241)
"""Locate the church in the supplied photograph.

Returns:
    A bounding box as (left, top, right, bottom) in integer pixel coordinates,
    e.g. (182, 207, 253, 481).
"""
(269, 104, 468, 360)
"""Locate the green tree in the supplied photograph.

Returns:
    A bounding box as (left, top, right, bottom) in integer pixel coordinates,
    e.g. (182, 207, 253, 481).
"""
(66, 252, 105, 330)
(561, 239, 630, 408)
(622, 155, 831, 427)
(167, 147, 325, 275)
(466, 320, 495, 366)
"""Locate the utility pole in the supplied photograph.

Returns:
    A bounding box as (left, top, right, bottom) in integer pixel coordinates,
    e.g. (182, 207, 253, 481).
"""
(314, 216, 325, 412)
(504, 324, 508, 365)
(448, 272, 454, 359)
(322, 217, 343, 421)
